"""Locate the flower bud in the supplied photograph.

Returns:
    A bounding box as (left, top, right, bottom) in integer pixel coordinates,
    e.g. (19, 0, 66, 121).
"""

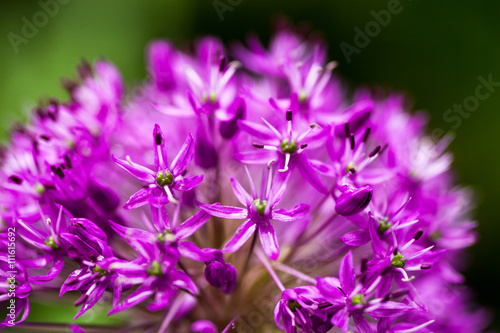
(222, 263, 237, 294)
(335, 184, 372, 216)
(204, 261, 228, 289)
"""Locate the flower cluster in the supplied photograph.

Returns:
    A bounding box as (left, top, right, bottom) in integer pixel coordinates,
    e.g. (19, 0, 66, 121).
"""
(0, 25, 489, 332)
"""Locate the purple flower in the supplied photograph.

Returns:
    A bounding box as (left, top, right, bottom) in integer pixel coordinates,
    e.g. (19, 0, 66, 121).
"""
(235, 110, 330, 193)
(199, 166, 309, 260)
(334, 183, 373, 217)
(113, 124, 202, 208)
(59, 218, 120, 319)
(316, 251, 414, 332)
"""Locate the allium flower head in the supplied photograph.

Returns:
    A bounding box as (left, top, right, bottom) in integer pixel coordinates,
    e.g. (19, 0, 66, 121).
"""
(0, 24, 489, 333)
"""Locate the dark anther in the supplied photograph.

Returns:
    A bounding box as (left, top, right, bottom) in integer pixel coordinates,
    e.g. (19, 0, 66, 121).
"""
(300, 143, 308, 149)
(286, 110, 293, 121)
(362, 127, 371, 142)
(369, 145, 381, 158)
(420, 264, 432, 270)
(253, 143, 265, 149)
(350, 133, 355, 150)
(349, 168, 356, 174)
(413, 229, 424, 240)
(64, 155, 72, 169)
(50, 165, 64, 179)
(33, 140, 39, 154)
(393, 248, 399, 255)
(219, 56, 227, 72)
(155, 132, 162, 146)
(344, 123, 350, 138)
(40, 135, 50, 141)
(9, 175, 23, 185)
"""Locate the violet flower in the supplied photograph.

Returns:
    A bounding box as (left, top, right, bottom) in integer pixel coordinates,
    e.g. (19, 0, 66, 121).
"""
(113, 124, 202, 208)
(199, 166, 309, 260)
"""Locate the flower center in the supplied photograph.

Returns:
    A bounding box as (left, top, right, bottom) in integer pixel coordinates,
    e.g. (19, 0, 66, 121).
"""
(280, 139, 298, 154)
(93, 265, 108, 278)
(147, 260, 163, 276)
(157, 229, 176, 243)
(378, 218, 392, 233)
(253, 199, 267, 216)
(44, 235, 60, 250)
(345, 161, 357, 174)
(156, 170, 173, 187)
(391, 252, 407, 268)
(350, 294, 365, 305)
(287, 300, 301, 312)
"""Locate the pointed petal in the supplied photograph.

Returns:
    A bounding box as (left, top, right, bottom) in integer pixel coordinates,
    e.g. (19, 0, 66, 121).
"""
(197, 202, 248, 220)
(112, 155, 155, 183)
(339, 250, 356, 294)
(108, 278, 156, 315)
(153, 124, 168, 170)
(28, 257, 64, 284)
(237, 119, 276, 140)
(295, 153, 328, 194)
(340, 229, 371, 247)
(271, 203, 310, 223)
(109, 220, 155, 242)
(223, 220, 256, 253)
(173, 175, 203, 192)
(230, 177, 253, 206)
(170, 134, 195, 176)
(124, 187, 152, 210)
(233, 150, 277, 164)
(258, 223, 280, 260)
(175, 210, 211, 240)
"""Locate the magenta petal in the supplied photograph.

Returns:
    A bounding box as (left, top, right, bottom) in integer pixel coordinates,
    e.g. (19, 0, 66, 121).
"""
(124, 187, 152, 210)
(173, 175, 203, 192)
(258, 223, 280, 260)
(147, 283, 176, 312)
(198, 202, 248, 220)
(352, 313, 372, 333)
(153, 124, 169, 170)
(170, 133, 195, 176)
(171, 270, 199, 295)
(237, 119, 276, 140)
(339, 250, 356, 294)
(295, 153, 328, 194)
(175, 210, 211, 240)
(112, 155, 155, 183)
(109, 278, 156, 315)
(233, 150, 277, 164)
(230, 177, 253, 206)
(365, 301, 413, 317)
(74, 282, 107, 319)
(223, 220, 256, 253)
(340, 229, 370, 246)
(28, 257, 64, 284)
(109, 220, 155, 242)
(271, 203, 310, 223)
(178, 241, 221, 262)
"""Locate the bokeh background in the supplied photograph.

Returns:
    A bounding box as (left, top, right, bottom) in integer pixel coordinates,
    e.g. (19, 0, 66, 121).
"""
(0, 0, 499, 330)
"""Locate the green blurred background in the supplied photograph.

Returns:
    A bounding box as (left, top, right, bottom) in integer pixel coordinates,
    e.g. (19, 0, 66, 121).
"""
(0, 0, 499, 330)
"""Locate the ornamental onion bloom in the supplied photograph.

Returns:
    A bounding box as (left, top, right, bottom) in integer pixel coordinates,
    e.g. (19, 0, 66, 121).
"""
(0, 24, 489, 333)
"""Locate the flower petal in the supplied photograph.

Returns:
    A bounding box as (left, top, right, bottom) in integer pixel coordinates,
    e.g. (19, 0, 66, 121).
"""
(258, 223, 280, 260)
(230, 177, 253, 206)
(173, 175, 203, 192)
(112, 155, 155, 183)
(223, 220, 256, 253)
(124, 187, 152, 210)
(340, 229, 371, 247)
(295, 153, 328, 194)
(170, 133, 195, 176)
(339, 250, 356, 294)
(237, 119, 276, 140)
(197, 202, 248, 220)
(271, 203, 310, 223)
(175, 210, 211, 240)
(233, 150, 277, 165)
